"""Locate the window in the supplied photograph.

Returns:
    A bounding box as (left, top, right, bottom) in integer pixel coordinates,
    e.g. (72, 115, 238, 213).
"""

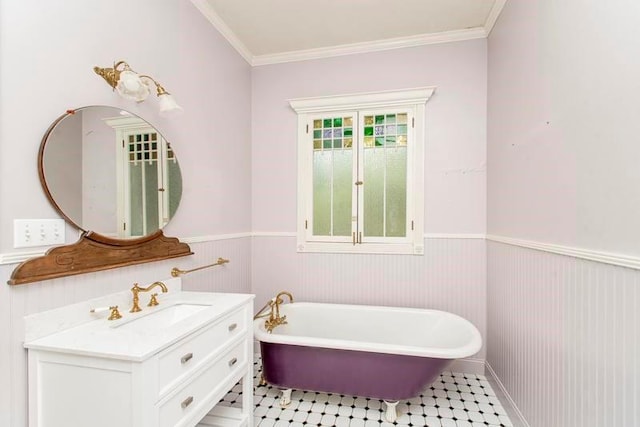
(105, 117, 181, 238)
(290, 88, 435, 254)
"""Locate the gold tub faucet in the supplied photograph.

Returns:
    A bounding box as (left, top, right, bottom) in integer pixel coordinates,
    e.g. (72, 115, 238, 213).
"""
(265, 291, 294, 333)
(130, 281, 168, 313)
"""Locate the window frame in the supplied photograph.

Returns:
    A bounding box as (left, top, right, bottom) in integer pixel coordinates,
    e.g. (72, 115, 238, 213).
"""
(290, 87, 435, 255)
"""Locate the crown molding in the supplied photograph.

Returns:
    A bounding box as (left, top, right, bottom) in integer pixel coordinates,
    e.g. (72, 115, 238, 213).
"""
(252, 27, 487, 66)
(487, 235, 640, 271)
(191, 1, 507, 67)
(484, 0, 508, 36)
(190, 0, 253, 65)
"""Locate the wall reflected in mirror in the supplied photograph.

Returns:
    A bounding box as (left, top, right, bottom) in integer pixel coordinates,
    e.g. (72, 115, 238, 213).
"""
(41, 106, 182, 239)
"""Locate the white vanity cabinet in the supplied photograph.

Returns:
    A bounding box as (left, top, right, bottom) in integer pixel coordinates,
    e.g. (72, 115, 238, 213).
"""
(25, 290, 254, 427)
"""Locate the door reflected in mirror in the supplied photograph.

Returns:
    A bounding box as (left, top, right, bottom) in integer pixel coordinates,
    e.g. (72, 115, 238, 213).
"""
(40, 106, 182, 239)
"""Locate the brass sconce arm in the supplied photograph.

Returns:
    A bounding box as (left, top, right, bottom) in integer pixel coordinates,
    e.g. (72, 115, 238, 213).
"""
(93, 60, 182, 113)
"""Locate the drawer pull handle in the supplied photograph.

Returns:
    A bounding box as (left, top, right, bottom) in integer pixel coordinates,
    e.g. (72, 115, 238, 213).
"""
(228, 323, 238, 332)
(180, 353, 194, 364)
(228, 357, 238, 367)
(181, 396, 194, 409)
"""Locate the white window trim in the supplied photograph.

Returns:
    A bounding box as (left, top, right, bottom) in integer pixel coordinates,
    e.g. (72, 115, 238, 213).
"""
(290, 87, 435, 255)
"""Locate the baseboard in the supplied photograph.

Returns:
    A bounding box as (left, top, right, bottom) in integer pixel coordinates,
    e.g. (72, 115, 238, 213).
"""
(485, 362, 530, 427)
(448, 357, 486, 376)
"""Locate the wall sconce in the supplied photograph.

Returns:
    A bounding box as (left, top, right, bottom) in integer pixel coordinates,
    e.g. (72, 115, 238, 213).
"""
(93, 60, 183, 115)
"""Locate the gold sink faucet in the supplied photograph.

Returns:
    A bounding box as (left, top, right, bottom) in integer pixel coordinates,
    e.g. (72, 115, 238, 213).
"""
(130, 281, 168, 313)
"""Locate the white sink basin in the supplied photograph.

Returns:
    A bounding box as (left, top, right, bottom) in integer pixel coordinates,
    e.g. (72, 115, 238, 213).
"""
(114, 303, 210, 330)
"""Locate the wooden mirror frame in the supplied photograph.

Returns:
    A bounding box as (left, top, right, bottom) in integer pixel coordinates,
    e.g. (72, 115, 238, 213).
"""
(8, 109, 192, 285)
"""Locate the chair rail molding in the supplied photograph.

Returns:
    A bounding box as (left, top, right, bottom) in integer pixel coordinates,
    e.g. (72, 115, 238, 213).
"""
(487, 234, 640, 270)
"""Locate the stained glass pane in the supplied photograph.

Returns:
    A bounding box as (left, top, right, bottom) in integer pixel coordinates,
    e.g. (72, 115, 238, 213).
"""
(344, 138, 353, 148)
(333, 140, 342, 148)
(375, 115, 385, 124)
(323, 140, 332, 149)
(314, 130, 322, 139)
(129, 135, 134, 143)
(386, 114, 396, 124)
(334, 129, 343, 138)
(375, 137, 384, 146)
(397, 124, 407, 135)
(364, 127, 373, 136)
(375, 126, 384, 136)
(333, 118, 342, 127)
(364, 136, 374, 147)
(397, 135, 407, 145)
(344, 128, 353, 137)
(386, 125, 396, 134)
(151, 133, 157, 141)
(386, 136, 396, 145)
(364, 116, 374, 125)
(323, 119, 332, 128)
(323, 129, 333, 138)
(344, 117, 353, 126)
(397, 113, 407, 124)
(314, 120, 322, 129)
(314, 140, 322, 149)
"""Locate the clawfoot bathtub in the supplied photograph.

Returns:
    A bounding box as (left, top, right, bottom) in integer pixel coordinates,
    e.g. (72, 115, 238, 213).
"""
(254, 302, 482, 422)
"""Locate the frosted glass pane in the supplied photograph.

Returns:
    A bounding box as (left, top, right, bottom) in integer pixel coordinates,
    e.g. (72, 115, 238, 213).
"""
(313, 151, 331, 235)
(363, 148, 384, 237)
(144, 161, 159, 233)
(168, 160, 182, 219)
(332, 150, 352, 236)
(385, 148, 407, 237)
(129, 163, 143, 236)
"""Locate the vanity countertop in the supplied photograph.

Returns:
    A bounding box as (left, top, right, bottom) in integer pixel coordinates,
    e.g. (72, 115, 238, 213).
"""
(24, 291, 254, 361)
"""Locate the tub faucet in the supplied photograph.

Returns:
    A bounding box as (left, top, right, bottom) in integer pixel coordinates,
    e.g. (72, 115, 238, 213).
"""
(130, 281, 168, 313)
(265, 291, 293, 333)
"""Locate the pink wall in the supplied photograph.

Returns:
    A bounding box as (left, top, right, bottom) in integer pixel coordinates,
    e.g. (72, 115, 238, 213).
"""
(0, 0, 252, 425)
(251, 41, 488, 366)
(487, 1, 640, 425)
(487, 0, 640, 256)
(0, 0, 252, 255)
(252, 40, 487, 234)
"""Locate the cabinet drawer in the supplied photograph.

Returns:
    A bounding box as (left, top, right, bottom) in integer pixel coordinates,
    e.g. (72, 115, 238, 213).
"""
(158, 341, 247, 427)
(158, 306, 247, 396)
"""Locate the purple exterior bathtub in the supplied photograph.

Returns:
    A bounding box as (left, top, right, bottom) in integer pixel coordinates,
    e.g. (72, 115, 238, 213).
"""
(254, 302, 482, 402)
(260, 342, 451, 401)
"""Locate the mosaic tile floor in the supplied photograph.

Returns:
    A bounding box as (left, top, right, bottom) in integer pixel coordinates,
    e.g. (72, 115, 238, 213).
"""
(219, 356, 513, 427)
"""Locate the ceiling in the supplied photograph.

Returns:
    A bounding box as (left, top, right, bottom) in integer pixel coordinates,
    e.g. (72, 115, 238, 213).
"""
(191, 0, 506, 66)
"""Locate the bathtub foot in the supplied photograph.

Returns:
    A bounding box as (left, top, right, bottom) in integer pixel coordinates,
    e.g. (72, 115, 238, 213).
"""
(258, 373, 267, 386)
(279, 388, 292, 407)
(383, 400, 399, 423)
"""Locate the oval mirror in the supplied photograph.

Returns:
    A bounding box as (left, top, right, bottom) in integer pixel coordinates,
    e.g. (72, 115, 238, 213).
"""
(39, 106, 183, 239)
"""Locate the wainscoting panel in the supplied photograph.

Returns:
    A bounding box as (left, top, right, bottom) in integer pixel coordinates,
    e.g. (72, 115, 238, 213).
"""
(251, 236, 487, 361)
(487, 241, 640, 427)
(0, 237, 251, 427)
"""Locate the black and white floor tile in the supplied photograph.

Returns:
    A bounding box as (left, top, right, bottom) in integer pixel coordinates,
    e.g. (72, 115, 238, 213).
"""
(219, 356, 513, 427)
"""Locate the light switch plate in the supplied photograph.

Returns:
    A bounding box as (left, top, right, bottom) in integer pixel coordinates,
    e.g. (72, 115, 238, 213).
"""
(14, 219, 66, 248)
